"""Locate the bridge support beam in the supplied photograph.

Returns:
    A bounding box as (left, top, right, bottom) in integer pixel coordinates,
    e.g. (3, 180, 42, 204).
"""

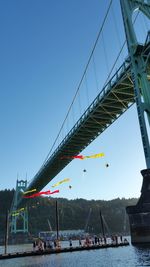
(120, 0, 150, 243)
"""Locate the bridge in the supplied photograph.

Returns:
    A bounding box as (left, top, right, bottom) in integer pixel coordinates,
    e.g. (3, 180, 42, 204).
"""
(10, 0, 150, 244)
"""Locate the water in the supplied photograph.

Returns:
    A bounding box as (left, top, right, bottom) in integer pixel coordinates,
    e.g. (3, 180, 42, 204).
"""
(1, 239, 150, 267)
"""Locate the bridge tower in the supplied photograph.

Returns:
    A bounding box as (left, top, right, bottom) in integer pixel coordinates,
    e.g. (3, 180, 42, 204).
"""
(10, 180, 28, 234)
(120, 0, 150, 244)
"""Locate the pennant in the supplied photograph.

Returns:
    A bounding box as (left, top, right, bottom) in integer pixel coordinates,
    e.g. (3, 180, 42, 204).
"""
(52, 178, 70, 188)
(61, 155, 84, 159)
(84, 153, 105, 159)
(61, 153, 104, 160)
(11, 207, 25, 215)
(12, 212, 20, 217)
(23, 190, 59, 198)
(23, 189, 37, 195)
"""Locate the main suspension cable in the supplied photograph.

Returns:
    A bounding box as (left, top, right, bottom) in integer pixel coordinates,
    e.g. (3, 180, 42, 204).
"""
(42, 0, 113, 164)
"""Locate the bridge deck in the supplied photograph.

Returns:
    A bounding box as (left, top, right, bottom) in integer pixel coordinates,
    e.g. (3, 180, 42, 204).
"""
(25, 58, 135, 194)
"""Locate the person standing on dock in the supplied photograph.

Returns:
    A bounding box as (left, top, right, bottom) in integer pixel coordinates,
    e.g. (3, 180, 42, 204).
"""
(115, 235, 118, 245)
(54, 240, 57, 248)
(104, 236, 106, 244)
(94, 236, 98, 244)
(69, 239, 72, 248)
(44, 241, 46, 250)
(57, 239, 61, 248)
(33, 240, 36, 251)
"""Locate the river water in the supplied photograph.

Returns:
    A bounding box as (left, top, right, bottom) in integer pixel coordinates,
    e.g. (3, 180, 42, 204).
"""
(0, 239, 150, 267)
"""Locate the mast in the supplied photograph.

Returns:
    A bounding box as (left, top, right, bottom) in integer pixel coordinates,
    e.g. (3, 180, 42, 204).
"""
(47, 219, 52, 231)
(4, 210, 9, 254)
(55, 200, 59, 240)
(99, 210, 105, 237)
(84, 208, 92, 233)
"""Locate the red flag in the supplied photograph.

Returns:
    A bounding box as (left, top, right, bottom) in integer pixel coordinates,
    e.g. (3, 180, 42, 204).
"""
(23, 190, 59, 198)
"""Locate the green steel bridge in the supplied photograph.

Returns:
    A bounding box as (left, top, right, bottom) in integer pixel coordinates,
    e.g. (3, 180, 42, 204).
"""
(22, 41, 150, 195)
(24, 59, 135, 192)
(10, 0, 150, 244)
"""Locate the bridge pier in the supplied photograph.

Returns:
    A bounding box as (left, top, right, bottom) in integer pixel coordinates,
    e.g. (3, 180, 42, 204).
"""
(127, 169, 150, 244)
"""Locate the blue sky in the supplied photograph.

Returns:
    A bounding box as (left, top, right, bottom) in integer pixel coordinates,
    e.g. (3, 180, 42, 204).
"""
(0, 0, 149, 200)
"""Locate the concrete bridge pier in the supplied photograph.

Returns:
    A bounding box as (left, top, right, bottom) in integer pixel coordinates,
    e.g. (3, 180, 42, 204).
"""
(127, 169, 150, 244)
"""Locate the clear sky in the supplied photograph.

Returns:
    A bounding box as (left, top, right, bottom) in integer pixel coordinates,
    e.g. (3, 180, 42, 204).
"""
(0, 0, 149, 200)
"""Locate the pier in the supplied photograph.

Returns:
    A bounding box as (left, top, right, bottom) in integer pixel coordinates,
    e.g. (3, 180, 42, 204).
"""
(0, 241, 129, 260)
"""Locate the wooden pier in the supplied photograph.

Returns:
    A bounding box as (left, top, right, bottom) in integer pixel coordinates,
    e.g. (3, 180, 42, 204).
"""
(0, 242, 129, 260)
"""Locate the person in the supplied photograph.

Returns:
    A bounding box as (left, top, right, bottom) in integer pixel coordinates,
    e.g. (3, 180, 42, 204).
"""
(44, 241, 47, 250)
(85, 237, 89, 246)
(57, 239, 61, 248)
(111, 235, 115, 244)
(94, 236, 98, 245)
(35, 240, 39, 251)
(54, 240, 57, 249)
(33, 240, 36, 251)
(104, 236, 107, 244)
(69, 239, 72, 248)
(38, 240, 44, 251)
(124, 238, 128, 243)
(79, 238, 82, 246)
(47, 240, 53, 249)
(115, 235, 118, 245)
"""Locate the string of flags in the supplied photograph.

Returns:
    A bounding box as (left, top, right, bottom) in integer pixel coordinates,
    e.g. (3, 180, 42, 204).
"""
(11, 154, 110, 218)
(19, 152, 109, 203)
(61, 152, 104, 160)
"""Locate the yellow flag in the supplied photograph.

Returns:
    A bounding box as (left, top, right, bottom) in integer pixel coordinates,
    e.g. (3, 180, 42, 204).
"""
(12, 212, 20, 217)
(11, 207, 25, 215)
(84, 153, 105, 159)
(52, 178, 70, 188)
(18, 208, 25, 212)
(23, 189, 37, 195)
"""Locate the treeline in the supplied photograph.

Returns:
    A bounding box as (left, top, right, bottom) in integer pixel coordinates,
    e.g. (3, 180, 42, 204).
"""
(0, 189, 138, 236)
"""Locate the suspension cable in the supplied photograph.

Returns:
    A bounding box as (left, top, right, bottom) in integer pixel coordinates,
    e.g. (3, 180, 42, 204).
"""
(42, 0, 113, 164)
(104, 9, 140, 86)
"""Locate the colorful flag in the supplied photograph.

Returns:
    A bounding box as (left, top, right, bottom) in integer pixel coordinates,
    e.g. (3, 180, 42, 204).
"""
(84, 153, 105, 159)
(61, 153, 104, 160)
(23, 190, 59, 198)
(23, 189, 37, 195)
(12, 212, 20, 217)
(52, 178, 70, 188)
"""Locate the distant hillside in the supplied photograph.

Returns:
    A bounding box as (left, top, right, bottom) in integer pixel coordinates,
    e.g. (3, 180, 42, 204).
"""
(0, 189, 138, 236)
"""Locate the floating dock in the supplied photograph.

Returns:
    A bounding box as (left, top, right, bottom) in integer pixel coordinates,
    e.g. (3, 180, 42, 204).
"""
(0, 242, 129, 260)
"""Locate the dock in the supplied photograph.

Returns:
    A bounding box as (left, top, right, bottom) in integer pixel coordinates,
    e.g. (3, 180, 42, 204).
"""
(0, 242, 129, 260)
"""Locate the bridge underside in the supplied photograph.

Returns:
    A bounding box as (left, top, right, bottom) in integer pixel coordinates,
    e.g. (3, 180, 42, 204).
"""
(19, 43, 150, 205)
(24, 60, 134, 193)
